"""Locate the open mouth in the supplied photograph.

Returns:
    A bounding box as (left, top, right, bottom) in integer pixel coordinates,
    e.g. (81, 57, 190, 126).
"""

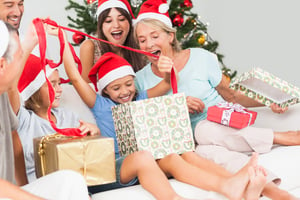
(120, 95, 131, 102)
(111, 30, 123, 40)
(151, 50, 161, 58)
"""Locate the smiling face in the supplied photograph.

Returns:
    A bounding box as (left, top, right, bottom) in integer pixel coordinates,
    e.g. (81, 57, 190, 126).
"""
(101, 7, 130, 46)
(135, 21, 174, 66)
(0, 0, 24, 29)
(103, 75, 136, 104)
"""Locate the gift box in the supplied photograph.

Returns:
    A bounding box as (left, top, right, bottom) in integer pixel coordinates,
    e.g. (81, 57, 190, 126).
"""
(34, 134, 116, 186)
(111, 93, 195, 159)
(207, 102, 257, 129)
(230, 67, 300, 108)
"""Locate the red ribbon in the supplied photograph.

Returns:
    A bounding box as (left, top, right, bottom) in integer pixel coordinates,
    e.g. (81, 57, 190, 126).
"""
(33, 18, 83, 137)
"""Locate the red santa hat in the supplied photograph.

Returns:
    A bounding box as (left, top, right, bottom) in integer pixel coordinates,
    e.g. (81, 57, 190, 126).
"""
(134, 0, 172, 28)
(0, 20, 10, 58)
(18, 54, 56, 101)
(88, 52, 135, 94)
(96, 0, 135, 19)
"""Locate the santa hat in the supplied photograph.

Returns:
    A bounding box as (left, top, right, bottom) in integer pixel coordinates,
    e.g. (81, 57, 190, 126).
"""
(88, 52, 135, 94)
(134, 0, 172, 28)
(18, 54, 56, 101)
(0, 20, 9, 58)
(96, 0, 135, 19)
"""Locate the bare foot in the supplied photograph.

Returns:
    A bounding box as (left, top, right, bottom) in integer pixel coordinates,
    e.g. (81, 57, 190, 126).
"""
(221, 153, 259, 200)
(244, 166, 267, 200)
(274, 130, 300, 145)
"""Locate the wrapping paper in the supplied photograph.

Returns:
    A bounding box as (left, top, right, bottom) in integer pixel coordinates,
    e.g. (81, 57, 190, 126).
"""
(230, 67, 300, 107)
(34, 134, 116, 186)
(111, 93, 195, 159)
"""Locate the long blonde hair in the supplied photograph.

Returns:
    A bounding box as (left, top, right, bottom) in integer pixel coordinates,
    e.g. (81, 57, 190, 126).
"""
(134, 18, 181, 53)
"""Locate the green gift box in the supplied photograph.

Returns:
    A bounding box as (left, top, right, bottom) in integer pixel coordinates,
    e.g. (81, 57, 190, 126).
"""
(111, 93, 195, 159)
(230, 67, 300, 108)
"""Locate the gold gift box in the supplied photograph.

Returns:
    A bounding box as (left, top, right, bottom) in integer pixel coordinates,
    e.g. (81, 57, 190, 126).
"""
(34, 134, 116, 186)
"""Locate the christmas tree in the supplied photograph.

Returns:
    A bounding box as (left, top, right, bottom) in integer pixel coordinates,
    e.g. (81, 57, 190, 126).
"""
(65, 0, 236, 79)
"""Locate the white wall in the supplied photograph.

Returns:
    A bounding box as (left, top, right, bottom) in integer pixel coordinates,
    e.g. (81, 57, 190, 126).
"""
(192, 0, 300, 87)
(21, 0, 300, 87)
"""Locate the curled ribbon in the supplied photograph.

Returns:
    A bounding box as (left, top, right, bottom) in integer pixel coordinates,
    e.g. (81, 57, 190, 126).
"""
(216, 101, 253, 127)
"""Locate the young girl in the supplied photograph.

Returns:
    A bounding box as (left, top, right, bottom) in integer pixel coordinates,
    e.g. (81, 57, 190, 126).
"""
(80, 0, 145, 83)
(51, 22, 268, 199)
(8, 53, 100, 182)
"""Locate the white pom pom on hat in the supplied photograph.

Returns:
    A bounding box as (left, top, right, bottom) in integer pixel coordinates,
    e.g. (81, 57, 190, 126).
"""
(134, 0, 172, 28)
(0, 20, 10, 58)
(158, 3, 169, 13)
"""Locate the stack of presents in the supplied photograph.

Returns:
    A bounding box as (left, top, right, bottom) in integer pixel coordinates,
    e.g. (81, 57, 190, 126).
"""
(34, 67, 300, 188)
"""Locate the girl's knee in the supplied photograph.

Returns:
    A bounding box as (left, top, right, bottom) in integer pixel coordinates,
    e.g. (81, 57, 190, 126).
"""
(132, 150, 155, 163)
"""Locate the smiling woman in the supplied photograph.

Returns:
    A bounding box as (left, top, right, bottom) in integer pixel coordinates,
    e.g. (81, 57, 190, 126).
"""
(79, 0, 145, 83)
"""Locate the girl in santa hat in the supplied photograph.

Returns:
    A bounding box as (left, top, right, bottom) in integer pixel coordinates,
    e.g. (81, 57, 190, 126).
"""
(80, 0, 145, 83)
(48, 22, 268, 199)
(134, 0, 300, 199)
(8, 54, 100, 182)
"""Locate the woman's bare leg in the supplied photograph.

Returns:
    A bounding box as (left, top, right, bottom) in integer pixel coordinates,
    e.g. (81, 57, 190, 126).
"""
(273, 130, 300, 145)
(261, 182, 300, 200)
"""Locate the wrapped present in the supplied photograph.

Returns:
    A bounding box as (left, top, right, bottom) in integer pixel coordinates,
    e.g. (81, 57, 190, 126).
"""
(207, 101, 257, 129)
(34, 134, 116, 186)
(230, 67, 300, 108)
(111, 93, 195, 159)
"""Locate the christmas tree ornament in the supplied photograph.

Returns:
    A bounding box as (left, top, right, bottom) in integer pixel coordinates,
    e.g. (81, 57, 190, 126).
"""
(87, 0, 97, 4)
(171, 13, 184, 27)
(198, 34, 206, 45)
(180, 0, 193, 8)
(72, 32, 85, 44)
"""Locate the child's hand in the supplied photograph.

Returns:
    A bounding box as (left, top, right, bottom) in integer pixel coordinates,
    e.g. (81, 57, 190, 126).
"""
(22, 21, 39, 52)
(78, 120, 101, 136)
(270, 103, 288, 114)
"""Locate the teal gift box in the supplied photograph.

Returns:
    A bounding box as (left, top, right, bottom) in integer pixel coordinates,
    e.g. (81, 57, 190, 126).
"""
(230, 67, 300, 108)
(111, 93, 195, 159)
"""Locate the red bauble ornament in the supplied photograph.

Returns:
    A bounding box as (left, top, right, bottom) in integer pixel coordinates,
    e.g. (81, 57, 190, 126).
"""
(180, 0, 193, 8)
(72, 32, 85, 44)
(172, 13, 184, 27)
(87, 0, 96, 4)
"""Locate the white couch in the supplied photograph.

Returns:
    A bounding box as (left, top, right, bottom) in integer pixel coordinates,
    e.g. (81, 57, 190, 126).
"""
(60, 84, 300, 200)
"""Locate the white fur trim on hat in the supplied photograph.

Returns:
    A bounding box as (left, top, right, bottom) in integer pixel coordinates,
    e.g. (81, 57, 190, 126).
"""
(97, 65, 135, 94)
(133, 12, 173, 28)
(0, 21, 9, 58)
(96, 0, 129, 18)
(20, 65, 56, 101)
